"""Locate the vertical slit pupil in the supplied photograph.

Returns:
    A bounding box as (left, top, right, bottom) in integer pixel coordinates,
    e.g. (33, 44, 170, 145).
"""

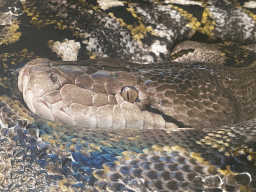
(127, 92, 129, 102)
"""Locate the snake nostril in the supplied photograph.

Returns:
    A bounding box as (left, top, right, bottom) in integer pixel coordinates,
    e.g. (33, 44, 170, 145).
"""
(121, 86, 138, 103)
(50, 72, 59, 84)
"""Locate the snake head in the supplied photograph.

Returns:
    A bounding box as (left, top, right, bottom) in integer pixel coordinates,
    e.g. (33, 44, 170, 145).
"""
(18, 58, 169, 129)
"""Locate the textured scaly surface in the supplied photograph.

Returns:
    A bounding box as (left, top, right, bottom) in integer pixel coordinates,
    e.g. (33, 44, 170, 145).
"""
(0, 0, 256, 191)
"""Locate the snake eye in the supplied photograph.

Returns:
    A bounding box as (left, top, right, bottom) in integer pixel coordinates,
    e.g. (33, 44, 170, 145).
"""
(121, 86, 138, 103)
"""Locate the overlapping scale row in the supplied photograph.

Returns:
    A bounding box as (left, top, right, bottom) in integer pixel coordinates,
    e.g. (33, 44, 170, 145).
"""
(48, 39, 81, 61)
(93, 146, 254, 192)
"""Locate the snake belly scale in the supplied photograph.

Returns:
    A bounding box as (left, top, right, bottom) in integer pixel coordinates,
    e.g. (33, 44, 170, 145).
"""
(1, 0, 256, 191)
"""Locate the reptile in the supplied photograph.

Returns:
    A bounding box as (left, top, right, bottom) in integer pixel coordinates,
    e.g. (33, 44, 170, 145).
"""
(1, 0, 256, 191)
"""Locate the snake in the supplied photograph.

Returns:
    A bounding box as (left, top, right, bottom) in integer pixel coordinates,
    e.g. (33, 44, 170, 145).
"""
(1, 0, 256, 191)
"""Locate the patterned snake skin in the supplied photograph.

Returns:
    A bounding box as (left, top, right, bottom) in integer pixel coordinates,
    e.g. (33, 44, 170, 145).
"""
(1, 0, 256, 191)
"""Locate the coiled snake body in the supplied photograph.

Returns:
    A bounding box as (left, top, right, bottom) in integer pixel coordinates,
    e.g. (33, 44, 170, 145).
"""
(1, 0, 256, 191)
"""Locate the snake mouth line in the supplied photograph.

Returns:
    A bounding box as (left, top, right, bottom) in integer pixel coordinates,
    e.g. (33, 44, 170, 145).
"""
(146, 107, 191, 128)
